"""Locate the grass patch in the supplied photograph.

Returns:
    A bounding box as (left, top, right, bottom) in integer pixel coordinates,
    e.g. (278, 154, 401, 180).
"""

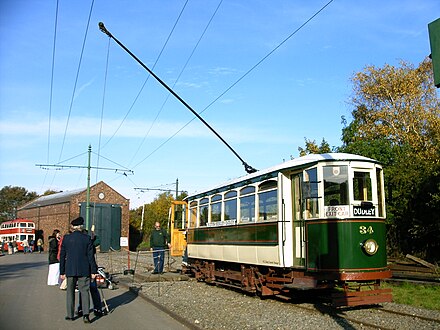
(383, 281, 440, 311)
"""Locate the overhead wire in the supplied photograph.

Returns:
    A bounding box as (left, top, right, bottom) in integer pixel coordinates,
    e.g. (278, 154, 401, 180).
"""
(57, 0, 95, 162)
(101, 0, 190, 150)
(133, 0, 334, 169)
(41, 0, 59, 193)
(128, 0, 224, 167)
(94, 37, 111, 186)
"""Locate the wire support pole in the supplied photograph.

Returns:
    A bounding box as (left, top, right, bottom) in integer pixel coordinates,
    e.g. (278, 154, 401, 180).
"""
(98, 22, 257, 174)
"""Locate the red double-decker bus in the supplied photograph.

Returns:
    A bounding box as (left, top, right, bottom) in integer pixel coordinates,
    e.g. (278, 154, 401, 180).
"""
(0, 219, 36, 252)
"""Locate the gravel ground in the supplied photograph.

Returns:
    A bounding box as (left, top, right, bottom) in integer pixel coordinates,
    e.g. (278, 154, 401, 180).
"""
(96, 251, 440, 330)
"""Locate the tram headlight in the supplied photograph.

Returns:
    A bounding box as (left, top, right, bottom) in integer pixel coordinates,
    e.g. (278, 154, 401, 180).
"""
(362, 239, 379, 255)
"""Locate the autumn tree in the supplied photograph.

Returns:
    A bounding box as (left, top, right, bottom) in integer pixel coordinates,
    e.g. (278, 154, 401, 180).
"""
(339, 58, 440, 261)
(297, 138, 332, 156)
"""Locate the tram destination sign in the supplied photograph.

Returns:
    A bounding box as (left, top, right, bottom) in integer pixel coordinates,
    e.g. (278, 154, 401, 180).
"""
(353, 205, 375, 216)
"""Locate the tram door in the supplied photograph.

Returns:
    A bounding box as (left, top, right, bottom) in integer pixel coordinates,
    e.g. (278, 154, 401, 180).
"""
(291, 174, 306, 267)
(168, 201, 187, 257)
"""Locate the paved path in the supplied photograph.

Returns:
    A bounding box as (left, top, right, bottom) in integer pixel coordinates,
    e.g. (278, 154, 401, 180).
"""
(0, 252, 190, 330)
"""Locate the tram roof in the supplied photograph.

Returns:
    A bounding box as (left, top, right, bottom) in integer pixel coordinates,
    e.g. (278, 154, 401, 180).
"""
(187, 153, 377, 200)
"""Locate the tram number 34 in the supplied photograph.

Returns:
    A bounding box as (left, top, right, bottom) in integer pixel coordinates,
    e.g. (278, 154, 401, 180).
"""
(359, 226, 374, 235)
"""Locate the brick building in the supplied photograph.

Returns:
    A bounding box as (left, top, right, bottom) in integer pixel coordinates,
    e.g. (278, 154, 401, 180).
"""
(17, 181, 129, 252)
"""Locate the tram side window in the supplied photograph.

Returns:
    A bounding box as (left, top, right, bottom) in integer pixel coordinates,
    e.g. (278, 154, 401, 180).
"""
(302, 168, 319, 219)
(224, 191, 237, 221)
(211, 195, 222, 222)
(240, 186, 255, 223)
(189, 201, 197, 228)
(199, 198, 209, 226)
(353, 171, 372, 201)
(376, 168, 385, 217)
(20, 223, 26, 227)
(258, 180, 278, 221)
(323, 166, 348, 206)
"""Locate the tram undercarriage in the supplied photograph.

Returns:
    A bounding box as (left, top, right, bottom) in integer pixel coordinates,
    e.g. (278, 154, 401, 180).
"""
(184, 259, 392, 307)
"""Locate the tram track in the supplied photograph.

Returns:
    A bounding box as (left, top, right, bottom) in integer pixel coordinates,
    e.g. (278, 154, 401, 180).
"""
(288, 303, 440, 330)
(375, 306, 440, 324)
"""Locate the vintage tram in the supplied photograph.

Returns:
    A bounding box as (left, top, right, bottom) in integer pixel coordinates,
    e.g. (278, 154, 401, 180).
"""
(176, 153, 392, 306)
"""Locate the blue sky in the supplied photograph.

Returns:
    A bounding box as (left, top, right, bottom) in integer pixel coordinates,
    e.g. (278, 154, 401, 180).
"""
(1, 0, 438, 209)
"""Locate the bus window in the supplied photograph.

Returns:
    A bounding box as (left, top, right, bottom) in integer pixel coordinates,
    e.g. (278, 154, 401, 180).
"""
(258, 180, 278, 221)
(323, 166, 348, 206)
(353, 171, 372, 201)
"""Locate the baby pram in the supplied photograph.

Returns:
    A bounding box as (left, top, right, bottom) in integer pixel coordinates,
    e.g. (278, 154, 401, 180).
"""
(96, 266, 117, 290)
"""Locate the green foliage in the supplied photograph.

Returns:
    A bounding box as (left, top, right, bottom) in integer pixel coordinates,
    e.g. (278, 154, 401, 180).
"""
(383, 282, 440, 311)
(300, 58, 439, 262)
(297, 138, 332, 156)
(129, 192, 175, 244)
(0, 186, 38, 223)
(338, 58, 440, 262)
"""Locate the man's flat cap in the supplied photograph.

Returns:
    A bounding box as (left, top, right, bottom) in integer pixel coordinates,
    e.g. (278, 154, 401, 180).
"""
(71, 217, 84, 226)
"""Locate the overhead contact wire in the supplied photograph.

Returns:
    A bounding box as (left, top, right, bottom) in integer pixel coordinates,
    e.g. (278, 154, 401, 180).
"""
(133, 0, 334, 168)
(101, 0, 190, 150)
(57, 0, 95, 162)
(129, 0, 224, 167)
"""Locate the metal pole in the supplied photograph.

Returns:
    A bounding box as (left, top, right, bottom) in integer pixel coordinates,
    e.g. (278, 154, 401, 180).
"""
(86, 145, 91, 230)
(98, 22, 257, 174)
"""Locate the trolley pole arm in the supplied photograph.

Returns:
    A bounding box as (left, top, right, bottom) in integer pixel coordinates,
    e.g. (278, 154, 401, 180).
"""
(98, 22, 257, 174)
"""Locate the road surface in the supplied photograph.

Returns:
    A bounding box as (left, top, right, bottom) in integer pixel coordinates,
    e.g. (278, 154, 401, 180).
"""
(0, 252, 190, 330)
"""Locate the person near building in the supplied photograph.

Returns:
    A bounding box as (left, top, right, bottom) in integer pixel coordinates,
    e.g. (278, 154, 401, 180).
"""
(149, 221, 171, 274)
(37, 238, 43, 253)
(77, 229, 105, 317)
(60, 217, 98, 324)
(22, 238, 29, 254)
(47, 229, 61, 285)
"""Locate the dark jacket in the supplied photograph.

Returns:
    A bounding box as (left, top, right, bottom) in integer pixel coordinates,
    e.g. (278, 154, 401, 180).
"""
(150, 228, 170, 248)
(59, 230, 98, 277)
(48, 236, 59, 264)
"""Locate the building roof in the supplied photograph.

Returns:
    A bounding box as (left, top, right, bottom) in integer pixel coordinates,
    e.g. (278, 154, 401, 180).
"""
(18, 188, 86, 210)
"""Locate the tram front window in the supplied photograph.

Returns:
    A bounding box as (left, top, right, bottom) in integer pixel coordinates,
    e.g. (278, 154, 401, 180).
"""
(353, 171, 372, 201)
(323, 165, 348, 206)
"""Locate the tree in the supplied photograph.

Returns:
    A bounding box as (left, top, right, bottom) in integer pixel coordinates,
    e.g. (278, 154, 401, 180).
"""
(297, 138, 332, 156)
(0, 186, 38, 223)
(130, 192, 175, 245)
(339, 58, 440, 262)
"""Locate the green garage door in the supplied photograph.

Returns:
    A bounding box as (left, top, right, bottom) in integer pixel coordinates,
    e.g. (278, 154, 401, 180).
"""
(80, 203, 121, 252)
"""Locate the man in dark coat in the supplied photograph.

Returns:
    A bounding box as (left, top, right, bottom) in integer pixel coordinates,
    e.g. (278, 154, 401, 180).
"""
(60, 217, 98, 323)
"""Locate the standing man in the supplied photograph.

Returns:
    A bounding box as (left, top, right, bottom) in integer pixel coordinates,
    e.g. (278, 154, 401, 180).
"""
(150, 221, 171, 274)
(60, 217, 98, 324)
